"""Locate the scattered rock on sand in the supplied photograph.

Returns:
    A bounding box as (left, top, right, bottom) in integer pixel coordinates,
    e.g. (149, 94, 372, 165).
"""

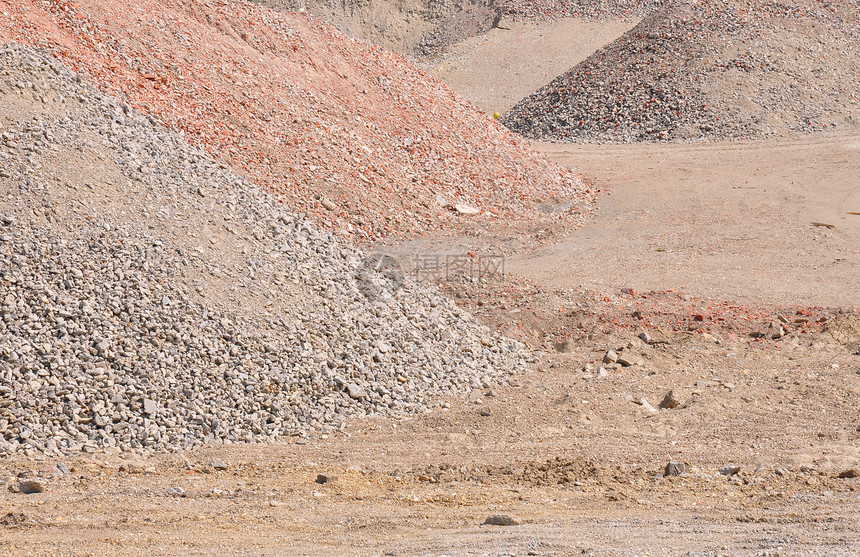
(453, 203, 481, 215)
(664, 462, 685, 477)
(659, 391, 682, 410)
(719, 466, 741, 477)
(636, 398, 658, 413)
(166, 486, 186, 497)
(837, 469, 859, 479)
(315, 474, 338, 485)
(483, 514, 519, 526)
(617, 353, 642, 367)
(15, 480, 45, 494)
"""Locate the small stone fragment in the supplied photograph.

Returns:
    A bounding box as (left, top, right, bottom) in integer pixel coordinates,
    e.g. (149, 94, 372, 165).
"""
(166, 486, 186, 497)
(453, 204, 480, 215)
(637, 398, 657, 413)
(617, 353, 642, 367)
(603, 349, 618, 364)
(346, 383, 366, 400)
(483, 514, 519, 526)
(17, 480, 46, 494)
(664, 461, 685, 477)
(837, 468, 859, 479)
(659, 390, 681, 409)
(719, 466, 741, 476)
(315, 473, 337, 484)
(142, 398, 157, 415)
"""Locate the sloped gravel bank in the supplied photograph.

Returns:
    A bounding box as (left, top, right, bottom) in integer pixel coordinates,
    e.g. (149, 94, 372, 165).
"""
(503, 0, 860, 142)
(0, 45, 530, 457)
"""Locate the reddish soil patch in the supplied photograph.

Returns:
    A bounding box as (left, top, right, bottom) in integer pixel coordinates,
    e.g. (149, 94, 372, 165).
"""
(0, 0, 592, 240)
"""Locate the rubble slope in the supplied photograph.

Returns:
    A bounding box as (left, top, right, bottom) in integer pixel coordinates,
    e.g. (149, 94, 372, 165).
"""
(0, 45, 529, 457)
(0, 0, 592, 240)
(503, 0, 860, 142)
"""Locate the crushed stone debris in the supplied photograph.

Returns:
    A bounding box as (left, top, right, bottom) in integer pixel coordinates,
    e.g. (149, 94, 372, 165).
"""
(503, 0, 860, 143)
(0, 44, 532, 457)
(0, 0, 594, 241)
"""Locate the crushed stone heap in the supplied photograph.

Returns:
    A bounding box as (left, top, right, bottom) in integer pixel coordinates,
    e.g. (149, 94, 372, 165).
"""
(506, 0, 664, 22)
(0, 45, 531, 457)
(0, 0, 593, 241)
(503, 0, 860, 142)
(254, 0, 503, 58)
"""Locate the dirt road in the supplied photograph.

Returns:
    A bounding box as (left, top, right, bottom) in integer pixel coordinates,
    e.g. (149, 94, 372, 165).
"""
(3, 134, 860, 556)
(3, 12, 860, 557)
(513, 135, 860, 308)
(426, 18, 637, 114)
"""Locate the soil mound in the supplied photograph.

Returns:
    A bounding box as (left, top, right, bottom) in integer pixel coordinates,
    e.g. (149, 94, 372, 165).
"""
(507, 0, 663, 22)
(503, 0, 860, 142)
(0, 0, 591, 240)
(254, 0, 504, 58)
(0, 45, 529, 457)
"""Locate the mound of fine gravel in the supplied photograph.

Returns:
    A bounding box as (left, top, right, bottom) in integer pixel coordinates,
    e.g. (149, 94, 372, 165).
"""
(503, 0, 860, 142)
(0, 44, 530, 457)
(506, 0, 664, 22)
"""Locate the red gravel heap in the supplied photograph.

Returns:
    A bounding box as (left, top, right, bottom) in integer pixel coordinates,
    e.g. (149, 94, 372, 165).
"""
(0, 0, 592, 240)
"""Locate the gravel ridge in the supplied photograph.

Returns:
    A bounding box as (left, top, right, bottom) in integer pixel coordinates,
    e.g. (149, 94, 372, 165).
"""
(0, 0, 593, 241)
(0, 44, 530, 457)
(503, 0, 860, 143)
(506, 0, 664, 22)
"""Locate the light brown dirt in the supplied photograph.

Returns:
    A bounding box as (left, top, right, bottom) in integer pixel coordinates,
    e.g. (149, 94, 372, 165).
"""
(3, 132, 860, 555)
(2, 332, 859, 555)
(2, 14, 860, 557)
(424, 17, 638, 113)
(518, 135, 860, 309)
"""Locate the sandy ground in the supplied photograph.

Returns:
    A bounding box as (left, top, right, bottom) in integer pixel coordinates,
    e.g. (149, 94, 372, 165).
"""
(3, 131, 859, 556)
(3, 330, 859, 556)
(425, 18, 637, 113)
(519, 135, 860, 308)
(3, 17, 860, 557)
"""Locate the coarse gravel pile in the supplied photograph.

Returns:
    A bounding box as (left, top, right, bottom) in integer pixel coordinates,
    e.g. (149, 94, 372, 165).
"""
(255, 0, 504, 58)
(506, 0, 664, 22)
(0, 0, 593, 241)
(0, 44, 531, 458)
(503, 0, 860, 142)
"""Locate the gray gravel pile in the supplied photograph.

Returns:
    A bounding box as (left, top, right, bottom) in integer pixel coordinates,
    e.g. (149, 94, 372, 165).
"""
(503, 0, 860, 142)
(506, 0, 664, 22)
(0, 44, 531, 457)
(255, 0, 504, 59)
